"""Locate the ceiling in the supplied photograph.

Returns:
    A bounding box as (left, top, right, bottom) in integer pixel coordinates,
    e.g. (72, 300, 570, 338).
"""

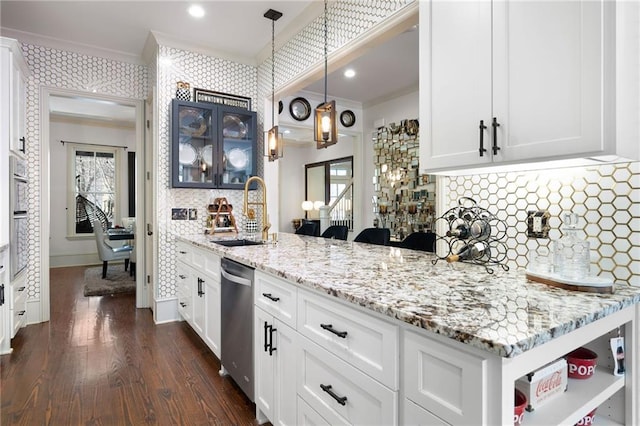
(1, 1, 417, 121)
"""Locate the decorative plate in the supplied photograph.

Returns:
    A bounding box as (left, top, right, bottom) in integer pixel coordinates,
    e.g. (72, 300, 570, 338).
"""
(179, 108, 207, 137)
(178, 142, 197, 165)
(201, 145, 213, 167)
(340, 110, 356, 127)
(222, 114, 248, 139)
(289, 97, 311, 121)
(227, 148, 248, 170)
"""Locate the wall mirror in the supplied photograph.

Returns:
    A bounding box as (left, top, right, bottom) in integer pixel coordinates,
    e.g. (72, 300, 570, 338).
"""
(304, 156, 353, 230)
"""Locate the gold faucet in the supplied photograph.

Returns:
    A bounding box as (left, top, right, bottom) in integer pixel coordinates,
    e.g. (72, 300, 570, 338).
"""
(243, 176, 271, 241)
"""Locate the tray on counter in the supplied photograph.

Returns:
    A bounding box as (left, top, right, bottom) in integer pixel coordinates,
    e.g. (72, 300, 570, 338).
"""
(525, 270, 614, 294)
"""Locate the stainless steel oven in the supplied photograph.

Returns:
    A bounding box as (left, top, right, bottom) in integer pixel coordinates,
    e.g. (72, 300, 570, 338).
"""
(10, 156, 28, 279)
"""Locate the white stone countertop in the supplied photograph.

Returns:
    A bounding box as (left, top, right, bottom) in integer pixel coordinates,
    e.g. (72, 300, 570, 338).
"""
(177, 232, 640, 358)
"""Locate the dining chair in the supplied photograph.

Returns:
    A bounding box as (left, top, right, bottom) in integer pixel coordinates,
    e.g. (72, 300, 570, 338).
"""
(295, 221, 319, 237)
(93, 220, 133, 279)
(399, 231, 436, 252)
(321, 225, 349, 241)
(353, 227, 390, 246)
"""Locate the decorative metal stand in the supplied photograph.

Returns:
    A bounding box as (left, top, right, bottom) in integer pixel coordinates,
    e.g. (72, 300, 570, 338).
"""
(432, 197, 509, 274)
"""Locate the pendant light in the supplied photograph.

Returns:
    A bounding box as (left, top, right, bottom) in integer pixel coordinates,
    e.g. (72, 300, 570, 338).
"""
(314, 0, 337, 149)
(264, 8, 283, 161)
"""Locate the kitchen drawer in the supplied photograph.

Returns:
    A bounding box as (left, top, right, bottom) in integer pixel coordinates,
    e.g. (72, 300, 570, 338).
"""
(297, 288, 398, 389)
(297, 396, 331, 426)
(10, 277, 27, 337)
(176, 241, 192, 264)
(176, 262, 192, 322)
(255, 270, 296, 328)
(11, 278, 27, 306)
(404, 329, 487, 425)
(297, 336, 397, 426)
(190, 245, 220, 277)
(403, 398, 450, 426)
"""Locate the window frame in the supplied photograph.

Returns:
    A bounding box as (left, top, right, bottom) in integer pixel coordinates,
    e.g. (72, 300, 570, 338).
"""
(66, 143, 122, 239)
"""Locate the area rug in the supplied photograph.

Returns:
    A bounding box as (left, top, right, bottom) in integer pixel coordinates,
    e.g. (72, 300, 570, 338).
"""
(83, 265, 135, 297)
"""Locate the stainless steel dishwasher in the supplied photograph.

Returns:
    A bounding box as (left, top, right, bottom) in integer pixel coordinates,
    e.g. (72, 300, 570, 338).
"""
(219, 257, 254, 401)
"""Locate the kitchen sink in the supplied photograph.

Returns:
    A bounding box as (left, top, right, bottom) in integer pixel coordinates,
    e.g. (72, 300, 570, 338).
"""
(212, 239, 264, 247)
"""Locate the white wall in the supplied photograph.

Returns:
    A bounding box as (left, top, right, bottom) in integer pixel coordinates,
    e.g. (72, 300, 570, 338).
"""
(362, 89, 419, 228)
(49, 119, 135, 267)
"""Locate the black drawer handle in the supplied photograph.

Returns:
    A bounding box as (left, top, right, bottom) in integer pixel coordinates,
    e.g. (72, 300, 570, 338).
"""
(320, 384, 347, 406)
(320, 323, 348, 338)
(18, 310, 26, 316)
(179, 302, 186, 307)
(262, 293, 280, 302)
(19, 137, 26, 153)
(478, 120, 487, 157)
(18, 286, 25, 292)
(269, 326, 277, 356)
(178, 274, 186, 279)
(179, 250, 187, 254)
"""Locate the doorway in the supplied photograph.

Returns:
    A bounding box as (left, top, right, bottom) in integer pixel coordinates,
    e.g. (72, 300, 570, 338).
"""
(40, 88, 147, 322)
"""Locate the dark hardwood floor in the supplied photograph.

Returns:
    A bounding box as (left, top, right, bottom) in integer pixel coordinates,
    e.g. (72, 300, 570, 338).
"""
(1, 266, 259, 425)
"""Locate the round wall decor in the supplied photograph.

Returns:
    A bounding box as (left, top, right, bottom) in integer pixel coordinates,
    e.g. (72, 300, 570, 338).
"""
(340, 110, 356, 127)
(289, 97, 311, 121)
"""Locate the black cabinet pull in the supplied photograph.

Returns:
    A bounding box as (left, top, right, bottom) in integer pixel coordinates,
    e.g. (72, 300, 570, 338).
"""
(320, 384, 347, 406)
(264, 322, 270, 352)
(18, 286, 25, 292)
(320, 323, 348, 338)
(269, 326, 277, 356)
(179, 302, 186, 307)
(19, 137, 26, 153)
(197, 278, 204, 296)
(179, 274, 186, 279)
(147, 224, 153, 236)
(0, 284, 4, 306)
(262, 293, 280, 302)
(478, 120, 487, 157)
(179, 250, 187, 254)
(492, 117, 501, 155)
(18, 310, 26, 316)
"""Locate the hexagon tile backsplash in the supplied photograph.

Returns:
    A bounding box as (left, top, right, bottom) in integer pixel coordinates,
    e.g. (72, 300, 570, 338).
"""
(442, 162, 640, 286)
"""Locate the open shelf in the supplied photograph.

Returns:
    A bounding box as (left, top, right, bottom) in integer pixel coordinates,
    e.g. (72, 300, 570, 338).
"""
(523, 367, 624, 425)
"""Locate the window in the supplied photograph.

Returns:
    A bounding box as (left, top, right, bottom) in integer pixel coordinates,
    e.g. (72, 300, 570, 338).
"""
(67, 144, 120, 236)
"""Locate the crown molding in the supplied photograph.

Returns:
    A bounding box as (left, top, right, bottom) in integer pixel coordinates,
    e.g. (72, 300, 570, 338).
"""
(0, 28, 144, 65)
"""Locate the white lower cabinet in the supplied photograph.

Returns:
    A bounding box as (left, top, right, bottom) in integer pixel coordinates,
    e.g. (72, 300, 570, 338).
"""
(175, 243, 221, 359)
(403, 398, 450, 426)
(0, 248, 8, 354)
(203, 276, 221, 357)
(297, 396, 330, 426)
(297, 335, 397, 425)
(255, 306, 297, 426)
(403, 329, 487, 425)
(10, 273, 27, 337)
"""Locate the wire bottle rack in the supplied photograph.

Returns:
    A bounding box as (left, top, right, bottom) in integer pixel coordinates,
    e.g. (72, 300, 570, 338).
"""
(432, 197, 509, 274)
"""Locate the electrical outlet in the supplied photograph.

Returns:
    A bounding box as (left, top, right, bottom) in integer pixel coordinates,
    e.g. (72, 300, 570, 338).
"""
(527, 210, 550, 238)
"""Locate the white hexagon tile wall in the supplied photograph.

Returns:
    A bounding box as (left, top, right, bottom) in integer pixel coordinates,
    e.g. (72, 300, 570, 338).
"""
(442, 162, 640, 286)
(20, 43, 148, 304)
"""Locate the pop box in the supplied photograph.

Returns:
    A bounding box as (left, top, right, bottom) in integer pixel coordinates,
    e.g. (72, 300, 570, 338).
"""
(516, 358, 568, 411)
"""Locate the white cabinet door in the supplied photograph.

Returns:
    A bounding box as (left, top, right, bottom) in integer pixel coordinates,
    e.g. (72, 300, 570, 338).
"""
(191, 274, 205, 336)
(255, 307, 298, 426)
(10, 54, 26, 157)
(493, 0, 606, 163)
(403, 398, 450, 426)
(420, 0, 612, 173)
(0, 250, 7, 354)
(255, 306, 275, 423)
(203, 275, 221, 358)
(419, 0, 493, 171)
(176, 262, 192, 323)
(274, 318, 297, 426)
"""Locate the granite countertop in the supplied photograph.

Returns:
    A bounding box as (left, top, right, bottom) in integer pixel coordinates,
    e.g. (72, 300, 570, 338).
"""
(177, 232, 640, 358)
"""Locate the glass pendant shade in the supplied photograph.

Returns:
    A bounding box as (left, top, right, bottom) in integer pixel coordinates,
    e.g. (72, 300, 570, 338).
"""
(315, 100, 337, 149)
(265, 125, 283, 162)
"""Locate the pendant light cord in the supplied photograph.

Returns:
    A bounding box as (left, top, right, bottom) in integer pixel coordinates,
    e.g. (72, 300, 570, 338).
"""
(271, 17, 275, 128)
(323, 0, 328, 104)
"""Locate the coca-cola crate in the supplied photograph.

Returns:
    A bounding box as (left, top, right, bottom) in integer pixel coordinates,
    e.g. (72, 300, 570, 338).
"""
(516, 358, 568, 412)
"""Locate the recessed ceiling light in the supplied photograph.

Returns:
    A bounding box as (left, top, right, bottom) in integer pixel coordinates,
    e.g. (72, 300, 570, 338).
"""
(188, 4, 205, 18)
(344, 69, 356, 78)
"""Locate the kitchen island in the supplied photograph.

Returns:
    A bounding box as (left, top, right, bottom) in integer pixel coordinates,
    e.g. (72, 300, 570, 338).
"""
(176, 232, 639, 425)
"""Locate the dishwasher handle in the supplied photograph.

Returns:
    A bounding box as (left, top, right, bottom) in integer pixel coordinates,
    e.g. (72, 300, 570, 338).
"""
(221, 268, 252, 287)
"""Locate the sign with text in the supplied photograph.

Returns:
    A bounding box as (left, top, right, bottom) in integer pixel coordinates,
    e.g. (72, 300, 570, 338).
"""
(193, 88, 252, 110)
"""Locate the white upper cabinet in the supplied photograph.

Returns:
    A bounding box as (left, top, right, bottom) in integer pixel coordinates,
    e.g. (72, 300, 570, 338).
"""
(1, 38, 29, 159)
(419, 1, 637, 174)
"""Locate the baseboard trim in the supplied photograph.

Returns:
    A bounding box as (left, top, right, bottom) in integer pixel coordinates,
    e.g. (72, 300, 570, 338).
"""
(153, 297, 180, 324)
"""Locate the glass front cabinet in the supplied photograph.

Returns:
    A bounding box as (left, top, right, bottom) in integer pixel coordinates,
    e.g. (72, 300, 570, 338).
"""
(171, 99, 257, 189)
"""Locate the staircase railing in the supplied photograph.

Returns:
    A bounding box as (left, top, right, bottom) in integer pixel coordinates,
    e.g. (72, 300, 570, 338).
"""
(320, 178, 354, 233)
